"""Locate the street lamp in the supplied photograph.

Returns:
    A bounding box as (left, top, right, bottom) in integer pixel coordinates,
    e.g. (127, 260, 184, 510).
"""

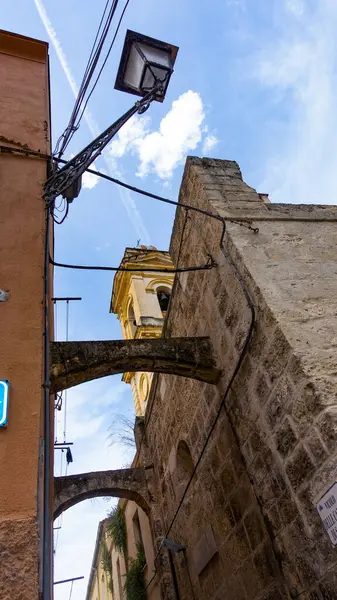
(44, 30, 179, 207)
(115, 30, 178, 102)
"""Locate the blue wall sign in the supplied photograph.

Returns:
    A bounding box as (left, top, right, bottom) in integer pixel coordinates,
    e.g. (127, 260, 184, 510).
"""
(0, 380, 9, 427)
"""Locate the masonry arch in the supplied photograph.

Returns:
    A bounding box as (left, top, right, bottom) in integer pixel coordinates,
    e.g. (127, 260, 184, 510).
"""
(145, 277, 174, 293)
(49, 337, 221, 394)
(53, 468, 151, 520)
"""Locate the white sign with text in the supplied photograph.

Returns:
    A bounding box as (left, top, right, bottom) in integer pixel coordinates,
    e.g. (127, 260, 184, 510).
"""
(316, 482, 337, 546)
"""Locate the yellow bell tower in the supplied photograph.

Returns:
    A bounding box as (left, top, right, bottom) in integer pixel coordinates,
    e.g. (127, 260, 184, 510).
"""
(110, 246, 174, 416)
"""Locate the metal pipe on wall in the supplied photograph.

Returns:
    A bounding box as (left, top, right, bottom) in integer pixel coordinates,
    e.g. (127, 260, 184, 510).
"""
(43, 204, 52, 599)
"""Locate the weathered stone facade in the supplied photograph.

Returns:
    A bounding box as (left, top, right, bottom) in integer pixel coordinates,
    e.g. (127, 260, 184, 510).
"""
(133, 158, 337, 599)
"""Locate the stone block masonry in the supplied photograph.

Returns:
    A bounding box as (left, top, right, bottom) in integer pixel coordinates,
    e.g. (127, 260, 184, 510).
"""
(137, 157, 337, 599)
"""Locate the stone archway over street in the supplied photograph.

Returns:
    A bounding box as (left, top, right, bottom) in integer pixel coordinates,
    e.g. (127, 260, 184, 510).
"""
(54, 468, 151, 519)
(50, 337, 221, 393)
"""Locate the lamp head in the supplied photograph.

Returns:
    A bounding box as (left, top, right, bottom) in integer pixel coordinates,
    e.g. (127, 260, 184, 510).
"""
(115, 30, 179, 102)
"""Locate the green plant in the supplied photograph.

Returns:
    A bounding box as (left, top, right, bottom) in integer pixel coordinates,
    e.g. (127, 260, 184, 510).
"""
(100, 539, 112, 577)
(106, 506, 127, 555)
(100, 538, 113, 595)
(108, 577, 114, 595)
(123, 543, 146, 600)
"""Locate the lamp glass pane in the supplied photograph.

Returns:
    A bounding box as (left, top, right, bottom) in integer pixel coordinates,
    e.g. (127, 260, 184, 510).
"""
(142, 65, 168, 91)
(138, 43, 171, 68)
(124, 43, 145, 90)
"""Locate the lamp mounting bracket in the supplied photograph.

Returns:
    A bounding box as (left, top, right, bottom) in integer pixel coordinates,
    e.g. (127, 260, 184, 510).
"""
(44, 86, 160, 206)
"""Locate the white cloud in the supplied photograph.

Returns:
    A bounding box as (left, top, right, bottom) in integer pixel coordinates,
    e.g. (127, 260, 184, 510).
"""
(137, 91, 205, 179)
(72, 160, 100, 191)
(253, 0, 337, 205)
(226, 0, 245, 8)
(69, 415, 105, 441)
(82, 170, 100, 190)
(108, 90, 209, 180)
(203, 134, 218, 155)
(256, 40, 312, 90)
(285, 0, 305, 17)
(109, 115, 150, 158)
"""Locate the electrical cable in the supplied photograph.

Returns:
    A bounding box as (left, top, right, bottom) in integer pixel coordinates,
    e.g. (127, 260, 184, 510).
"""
(56, 0, 131, 158)
(184, 549, 197, 600)
(54, 300, 61, 427)
(69, 0, 119, 127)
(49, 255, 217, 273)
(52, 158, 259, 232)
(54, 448, 64, 555)
(78, 0, 111, 92)
(54, 299, 72, 555)
(52, 201, 69, 225)
(0, 144, 259, 233)
(165, 223, 255, 539)
(75, 0, 131, 130)
(144, 218, 256, 591)
(68, 579, 74, 600)
(55, 0, 120, 158)
(63, 300, 70, 442)
(58, 0, 119, 153)
(143, 210, 190, 593)
(54, 451, 70, 555)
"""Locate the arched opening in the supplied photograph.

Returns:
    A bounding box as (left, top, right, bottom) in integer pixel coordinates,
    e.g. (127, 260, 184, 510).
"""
(54, 487, 150, 520)
(101, 573, 106, 600)
(53, 469, 151, 520)
(175, 440, 194, 486)
(127, 299, 137, 338)
(156, 286, 171, 315)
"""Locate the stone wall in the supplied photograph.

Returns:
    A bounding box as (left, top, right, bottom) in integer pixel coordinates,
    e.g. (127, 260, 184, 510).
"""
(139, 158, 337, 599)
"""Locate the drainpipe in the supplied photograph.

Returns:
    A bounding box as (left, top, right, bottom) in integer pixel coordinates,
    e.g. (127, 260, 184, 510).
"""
(43, 205, 52, 599)
(168, 550, 181, 600)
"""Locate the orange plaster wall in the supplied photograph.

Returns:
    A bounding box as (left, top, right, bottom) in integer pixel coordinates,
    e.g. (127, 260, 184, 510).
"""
(0, 30, 51, 519)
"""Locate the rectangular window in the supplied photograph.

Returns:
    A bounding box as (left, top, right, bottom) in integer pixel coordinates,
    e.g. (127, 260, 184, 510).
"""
(132, 510, 145, 560)
(101, 575, 106, 600)
(116, 557, 123, 599)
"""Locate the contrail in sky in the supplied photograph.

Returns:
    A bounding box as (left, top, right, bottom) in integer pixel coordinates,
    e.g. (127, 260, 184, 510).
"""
(34, 0, 150, 244)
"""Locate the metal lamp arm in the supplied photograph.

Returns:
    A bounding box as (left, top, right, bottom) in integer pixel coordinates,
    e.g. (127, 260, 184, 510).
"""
(44, 87, 158, 205)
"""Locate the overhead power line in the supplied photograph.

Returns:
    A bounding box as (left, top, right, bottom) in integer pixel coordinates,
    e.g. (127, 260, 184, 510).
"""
(53, 159, 259, 233)
(54, 0, 119, 158)
(0, 143, 259, 233)
(74, 0, 131, 131)
(54, 0, 131, 159)
(49, 256, 217, 274)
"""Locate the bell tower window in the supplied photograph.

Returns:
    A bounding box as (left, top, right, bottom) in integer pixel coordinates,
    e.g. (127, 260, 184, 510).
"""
(157, 288, 171, 315)
(127, 300, 137, 338)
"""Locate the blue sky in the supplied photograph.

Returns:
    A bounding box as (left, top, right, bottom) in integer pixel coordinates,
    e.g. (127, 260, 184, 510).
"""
(3, 0, 337, 597)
